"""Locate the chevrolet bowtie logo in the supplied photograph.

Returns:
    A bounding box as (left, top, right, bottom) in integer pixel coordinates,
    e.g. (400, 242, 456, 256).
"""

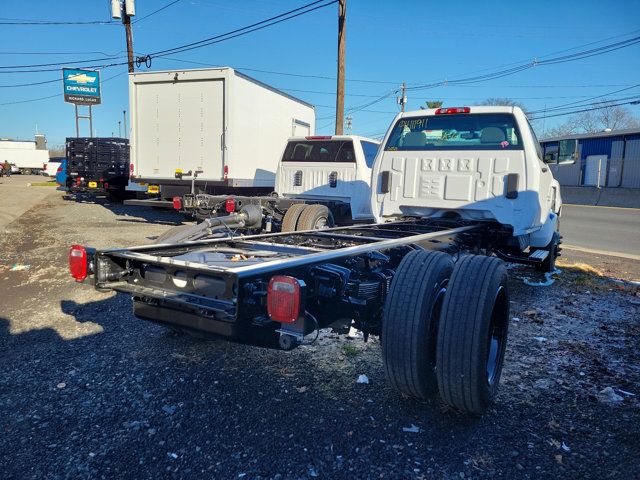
(68, 73, 97, 84)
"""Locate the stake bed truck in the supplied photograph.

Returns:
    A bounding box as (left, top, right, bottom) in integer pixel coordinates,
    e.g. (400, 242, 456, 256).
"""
(70, 106, 562, 414)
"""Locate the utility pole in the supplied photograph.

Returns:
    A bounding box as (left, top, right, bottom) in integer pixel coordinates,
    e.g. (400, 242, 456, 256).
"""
(118, 120, 122, 137)
(112, 0, 136, 73)
(123, 110, 128, 139)
(398, 82, 407, 112)
(335, 0, 346, 135)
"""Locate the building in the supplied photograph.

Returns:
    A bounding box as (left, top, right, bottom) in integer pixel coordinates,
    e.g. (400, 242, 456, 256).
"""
(540, 128, 640, 188)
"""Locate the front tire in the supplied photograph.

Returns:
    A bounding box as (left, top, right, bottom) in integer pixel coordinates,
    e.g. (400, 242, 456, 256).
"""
(533, 231, 560, 273)
(382, 250, 453, 399)
(436, 255, 510, 415)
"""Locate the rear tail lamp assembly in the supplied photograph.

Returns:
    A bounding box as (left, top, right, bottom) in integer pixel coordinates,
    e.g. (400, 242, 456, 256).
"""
(129, 163, 135, 178)
(223, 165, 229, 181)
(173, 196, 183, 210)
(68, 245, 88, 282)
(328, 171, 338, 188)
(225, 198, 236, 213)
(293, 170, 303, 187)
(267, 276, 305, 323)
(435, 107, 471, 114)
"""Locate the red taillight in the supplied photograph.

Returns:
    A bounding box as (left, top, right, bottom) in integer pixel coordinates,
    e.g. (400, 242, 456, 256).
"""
(56, 166, 63, 173)
(76, 178, 81, 186)
(267, 276, 302, 323)
(68, 245, 88, 282)
(104, 182, 109, 189)
(435, 107, 470, 115)
(223, 165, 229, 180)
(173, 196, 183, 210)
(225, 198, 235, 213)
(129, 163, 135, 178)
(305, 136, 332, 140)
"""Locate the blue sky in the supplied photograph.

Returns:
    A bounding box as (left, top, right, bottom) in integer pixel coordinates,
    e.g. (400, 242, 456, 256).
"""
(1, 0, 639, 147)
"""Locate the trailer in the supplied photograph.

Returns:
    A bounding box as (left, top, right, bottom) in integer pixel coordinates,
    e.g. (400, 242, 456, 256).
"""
(0, 136, 49, 174)
(70, 106, 562, 415)
(126, 67, 316, 203)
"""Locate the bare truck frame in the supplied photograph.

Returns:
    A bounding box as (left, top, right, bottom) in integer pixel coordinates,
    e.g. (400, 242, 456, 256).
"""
(70, 106, 562, 415)
(71, 215, 545, 415)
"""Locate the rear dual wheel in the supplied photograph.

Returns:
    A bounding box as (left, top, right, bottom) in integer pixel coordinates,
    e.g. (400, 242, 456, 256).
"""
(382, 252, 510, 415)
(281, 204, 334, 232)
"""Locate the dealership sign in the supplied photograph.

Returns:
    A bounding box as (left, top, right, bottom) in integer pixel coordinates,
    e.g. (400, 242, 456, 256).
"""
(63, 68, 101, 105)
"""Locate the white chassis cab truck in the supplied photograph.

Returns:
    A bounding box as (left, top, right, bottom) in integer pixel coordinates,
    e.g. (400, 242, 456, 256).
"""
(175, 135, 380, 233)
(69, 106, 561, 415)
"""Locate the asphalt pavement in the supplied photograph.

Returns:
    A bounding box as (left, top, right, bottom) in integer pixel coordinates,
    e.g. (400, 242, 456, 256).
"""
(0, 174, 58, 233)
(1, 189, 639, 479)
(561, 204, 640, 259)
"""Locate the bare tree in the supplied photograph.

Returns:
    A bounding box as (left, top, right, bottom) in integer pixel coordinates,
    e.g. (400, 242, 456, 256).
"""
(479, 97, 529, 115)
(420, 100, 443, 110)
(48, 144, 66, 157)
(544, 100, 640, 137)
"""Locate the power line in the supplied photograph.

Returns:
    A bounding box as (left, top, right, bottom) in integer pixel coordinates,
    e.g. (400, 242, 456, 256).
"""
(406, 36, 640, 92)
(0, 71, 127, 106)
(0, 18, 114, 25)
(161, 55, 402, 85)
(530, 99, 640, 120)
(133, 0, 182, 24)
(150, 0, 337, 58)
(0, 0, 336, 72)
(528, 84, 640, 114)
(0, 78, 61, 88)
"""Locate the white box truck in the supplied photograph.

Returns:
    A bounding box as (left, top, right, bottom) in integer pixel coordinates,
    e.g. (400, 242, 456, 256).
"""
(0, 136, 49, 174)
(127, 67, 315, 204)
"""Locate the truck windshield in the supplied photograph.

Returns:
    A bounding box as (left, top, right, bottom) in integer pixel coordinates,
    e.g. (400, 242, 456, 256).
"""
(385, 113, 523, 151)
(282, 141, 355, 162)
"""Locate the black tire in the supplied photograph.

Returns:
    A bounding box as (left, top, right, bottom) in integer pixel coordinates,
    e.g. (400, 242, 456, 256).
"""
(154, 224, 190, 244)
(533, 231, 560, 273)
(436, 255, 510, 415)
(296, 204, 335, 231)
(382, 250, 454, 399)
(281, 203, 307, 232)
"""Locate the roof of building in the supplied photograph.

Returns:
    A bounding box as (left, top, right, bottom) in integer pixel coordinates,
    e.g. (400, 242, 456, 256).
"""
(540, 128, 640, 143)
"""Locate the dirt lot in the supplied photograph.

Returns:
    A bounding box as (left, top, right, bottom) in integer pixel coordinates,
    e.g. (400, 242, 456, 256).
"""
(1, 186, 639, 479)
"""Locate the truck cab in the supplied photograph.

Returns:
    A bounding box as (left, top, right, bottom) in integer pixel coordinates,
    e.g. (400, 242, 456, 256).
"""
(275, 135, 380, 221)
(371, 106, 561, 251)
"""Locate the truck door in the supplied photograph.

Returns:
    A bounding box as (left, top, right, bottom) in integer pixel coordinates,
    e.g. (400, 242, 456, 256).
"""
(134, 79, 224, 180)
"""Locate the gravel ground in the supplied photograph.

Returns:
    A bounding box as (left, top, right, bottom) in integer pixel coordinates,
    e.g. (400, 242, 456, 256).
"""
(1, 188, 639, 479)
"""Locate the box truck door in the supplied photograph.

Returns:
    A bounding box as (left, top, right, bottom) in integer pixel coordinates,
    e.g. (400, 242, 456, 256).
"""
(134, 79, 224, 180)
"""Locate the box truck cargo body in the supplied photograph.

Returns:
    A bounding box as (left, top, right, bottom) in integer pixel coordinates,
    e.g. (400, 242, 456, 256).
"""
(0, 138, 49, 173)
(128, 67, 315, 199)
